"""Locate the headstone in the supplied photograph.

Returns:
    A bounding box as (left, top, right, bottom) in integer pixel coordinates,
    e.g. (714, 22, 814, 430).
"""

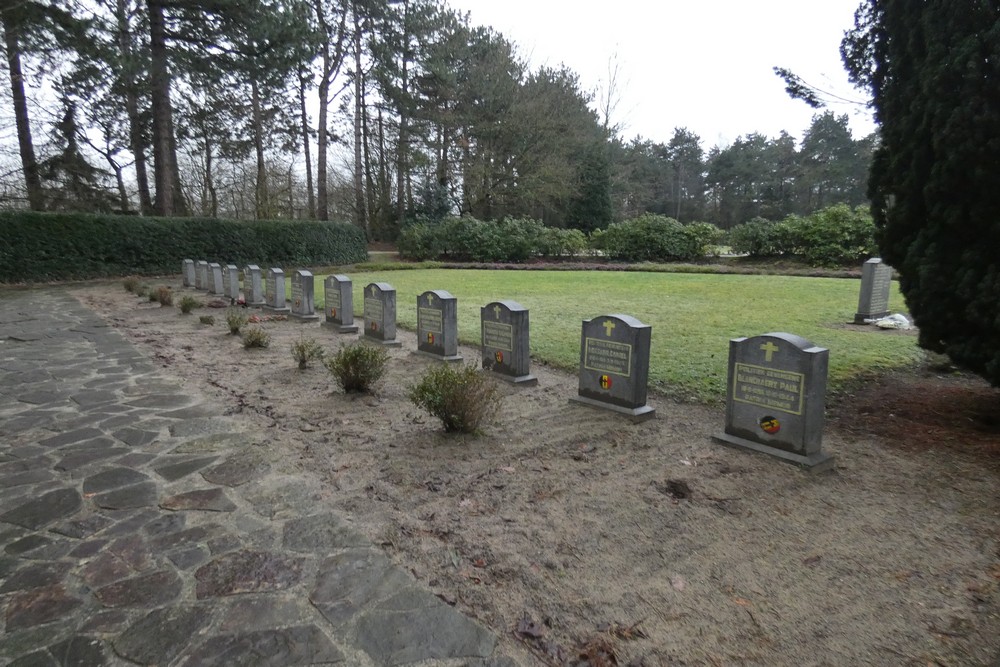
(322, 275, 359, 333)
(263, 268, 290, 314)
(243, 265, 265, 307)
(481, 301, 537, 385)
(209, 263, 224, 296)
(854, 258, 893, 323)
(712, 332, 833, 472)
(416, 290, 462, 362)
(182, 259, 195, 287)
(195, 261, 208, 290)
(289, 270, 320, 322)
(569, 314, 655, 421)
(362, 282, 401, 347)
(223, 264, 240, 300)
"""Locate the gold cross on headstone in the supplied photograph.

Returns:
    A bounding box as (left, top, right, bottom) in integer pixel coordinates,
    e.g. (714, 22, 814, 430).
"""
(603, 320, 616, 337)
(426, 293, 434, 305)
(493, 305, 501, 319)
(369, 285, 376, 296)
(760, 341, 779, 362)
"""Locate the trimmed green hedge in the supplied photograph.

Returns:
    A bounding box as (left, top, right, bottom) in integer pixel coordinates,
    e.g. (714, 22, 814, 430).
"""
(0, 211, 368, 282)
(727, 205, 877, 266)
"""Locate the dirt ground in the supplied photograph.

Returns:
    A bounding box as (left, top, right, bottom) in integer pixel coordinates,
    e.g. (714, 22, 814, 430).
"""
(74, 280, 1000, 667)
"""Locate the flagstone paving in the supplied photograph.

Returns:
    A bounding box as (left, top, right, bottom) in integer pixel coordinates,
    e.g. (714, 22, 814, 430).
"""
(0, 288, 517, 667)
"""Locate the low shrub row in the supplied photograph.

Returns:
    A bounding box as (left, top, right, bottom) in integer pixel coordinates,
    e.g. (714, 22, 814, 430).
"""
(727, 205, 877, 266)
(398, 216, 587, 262)
(0, 211, 368, 282)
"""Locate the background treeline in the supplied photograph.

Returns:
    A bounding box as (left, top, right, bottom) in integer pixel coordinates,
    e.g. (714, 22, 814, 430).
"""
(0, 0, 872, 239)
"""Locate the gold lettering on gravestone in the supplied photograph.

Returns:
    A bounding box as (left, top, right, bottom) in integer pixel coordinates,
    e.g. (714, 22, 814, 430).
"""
(418, 307, 443, 334)
(364, 297, 383, 321)
(733, 363, 805, 415)
(584, 338, 631, 376)
(327, 287, 341, 309)
(483, 321, 513, 351)
(291, 279, 303, 307)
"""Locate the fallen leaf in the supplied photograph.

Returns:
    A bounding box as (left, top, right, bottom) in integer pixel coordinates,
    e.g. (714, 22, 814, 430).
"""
(500, 465, 516, 473)
(802, 554, 822, 566)
(733, 597, 752, 607)
(459, 498, 472, 508)
(670, 575, 686, 591)
(472, 558, 487, 568)
(516, 614, 545, 639)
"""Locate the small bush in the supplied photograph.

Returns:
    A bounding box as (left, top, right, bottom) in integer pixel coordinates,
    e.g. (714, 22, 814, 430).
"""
(242, 326, 270, 348)
(290, 337, 325, 370)
(727, 217, 799, 257)
(199, 315, 215, 325)
(135, 284, 148, 297)
(179, 295, 200, 314)
(600, 214, 701, 262)
(408, 363, 501, 433)
(123, 276, 140, 292)
(148, 290, 159, 302)
(226, 307, 249, 335)
(325, 343, 389, 393)
(156, 286, 173, 306)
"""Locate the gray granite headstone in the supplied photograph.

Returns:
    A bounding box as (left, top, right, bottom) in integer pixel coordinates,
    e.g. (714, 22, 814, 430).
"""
(290, 270, 320, 322)
(209, 263, 224, 296)
(481, 301, 536, 385)
(569, 314, 655, 421)
(263, 268, 290, 314)
(416, 290, 462, 362)
(243, 265, 265, 306)
(322, 275, 358, 333)
(854, 258, 893, 323)
(195, 261, 208, 290)
(362, 282, 401, 347)
(223, 264, 240, 300)
(712, 332, 833, 472)
(182, 259, 195, 288)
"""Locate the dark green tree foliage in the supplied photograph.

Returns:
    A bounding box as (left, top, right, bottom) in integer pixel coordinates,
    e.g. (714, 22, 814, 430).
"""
(844, 1, 1000, 384)
(40, 98, 118, 212)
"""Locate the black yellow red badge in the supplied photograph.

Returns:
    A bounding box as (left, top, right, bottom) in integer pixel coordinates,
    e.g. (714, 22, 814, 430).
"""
(599, 374, 612, 390)
(495, 350, 503, 364)
(759, 416, 780, 434)
(371, 321, 378, 331)
(427, 332, 434, 344)
(330, 308, 337, 318)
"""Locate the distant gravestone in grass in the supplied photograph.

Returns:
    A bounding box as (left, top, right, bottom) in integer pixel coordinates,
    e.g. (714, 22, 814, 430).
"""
(712, 332, 833, 472)
(195, 261, 208, 290)
(263, 268, 290, 314)
(416, 290, 462, 362)
(223, 264, 239, 300)
(244, 265, 265, 306)
(481, 300, 536, 385)
(854, 258, 893, 324)
(322, 274, 358, 333)
(290, 270, 320, 322)
(569, 314, 655, 421)
(209, 263, 224, 296)
(182, 259, 195, 287)
(362, 282, 401, 347)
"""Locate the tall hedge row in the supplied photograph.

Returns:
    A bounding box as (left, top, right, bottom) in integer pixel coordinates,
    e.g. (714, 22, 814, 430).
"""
(0, 211, 368, 282)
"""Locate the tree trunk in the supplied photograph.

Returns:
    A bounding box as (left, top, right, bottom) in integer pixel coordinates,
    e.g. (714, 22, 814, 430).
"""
(298, 69, 315, 218)
(116, 0, 152, 214)
(147, 0, 186, 216)
(2, 18, 44, 211)
(352, 4, 367, 235)
(394, 0, 410, 225)
(205, 138, 218, 217)
(251, 78, 268, 219)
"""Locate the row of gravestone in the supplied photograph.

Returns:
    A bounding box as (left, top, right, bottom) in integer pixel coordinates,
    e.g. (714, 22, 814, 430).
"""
(181, 259, 838, 473)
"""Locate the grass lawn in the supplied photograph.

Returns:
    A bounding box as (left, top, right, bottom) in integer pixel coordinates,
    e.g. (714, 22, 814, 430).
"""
(310, 269, 921, 401)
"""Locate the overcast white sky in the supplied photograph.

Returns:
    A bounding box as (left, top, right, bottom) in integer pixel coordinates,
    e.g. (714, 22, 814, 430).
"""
(446, 0, 875, 148)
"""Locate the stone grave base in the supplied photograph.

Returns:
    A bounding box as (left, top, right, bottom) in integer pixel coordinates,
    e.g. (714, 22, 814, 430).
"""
(569, 396, 656, 423)
(415, 350, 464, 363)
(321, 321, 360, 334)
(247, 299, 266, 307)
(289, 312, 321, 323)
(262, 305, 291, 315)
(712, 432, 835, 473)
(362, 336, 402, 348)
(491, 372, 538, 386)
(853, 310, 890, 324)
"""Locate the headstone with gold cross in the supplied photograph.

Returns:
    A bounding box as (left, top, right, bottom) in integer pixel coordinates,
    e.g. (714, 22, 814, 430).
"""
(243, 265, 265, 306)
(289, 270, 320, 322)
(209, 262, 225, 296)
(854, 258, 893, 324)
(263, 268, 290, 314)
(416, 290, 462, 362)
(182, 259, 195, 288)
(195, 260, 208, 290)
(712, 332, 833, 472)
(569, 314, 655, 421)
(362, 282, 401, 346)
(480, 300, 536, 385)
(223, 264, 240, 300)
(321, 274, 359, 333)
